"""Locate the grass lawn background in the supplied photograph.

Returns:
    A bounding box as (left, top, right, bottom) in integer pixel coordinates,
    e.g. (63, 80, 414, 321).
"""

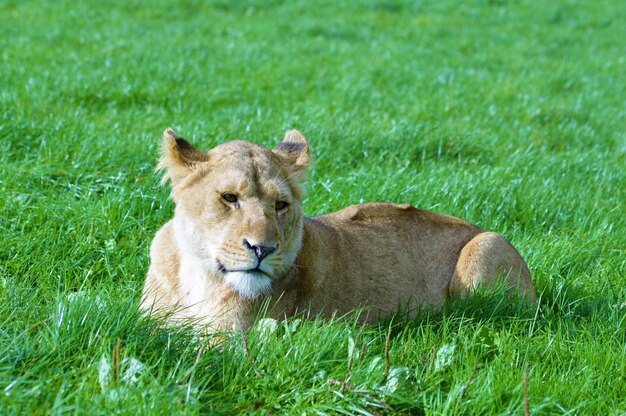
(1, 0, 625, 414)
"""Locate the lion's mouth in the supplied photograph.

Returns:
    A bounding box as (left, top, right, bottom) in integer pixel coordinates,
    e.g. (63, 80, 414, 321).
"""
(217, 260, 270, 277)
(237, 267, 270, 277)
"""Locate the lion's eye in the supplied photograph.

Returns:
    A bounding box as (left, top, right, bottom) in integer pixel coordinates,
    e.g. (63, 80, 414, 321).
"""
(275, 201, 289, 211)
(222, 193, 238, 204)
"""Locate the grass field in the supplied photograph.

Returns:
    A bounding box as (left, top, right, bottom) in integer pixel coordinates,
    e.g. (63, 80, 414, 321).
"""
(1, 0, 625, 414)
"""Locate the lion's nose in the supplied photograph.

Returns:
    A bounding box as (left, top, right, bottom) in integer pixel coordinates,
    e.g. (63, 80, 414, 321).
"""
(242, 239, 277, 262)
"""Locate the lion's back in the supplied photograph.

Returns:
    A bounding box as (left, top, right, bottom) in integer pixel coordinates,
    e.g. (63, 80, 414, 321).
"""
(296, 203, 482, 317)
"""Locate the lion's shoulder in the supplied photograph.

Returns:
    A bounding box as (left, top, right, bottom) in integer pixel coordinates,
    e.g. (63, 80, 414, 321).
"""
(334, 202, 415, 222)
(149, 220, 180, 274)
(315, 202, 479, 230)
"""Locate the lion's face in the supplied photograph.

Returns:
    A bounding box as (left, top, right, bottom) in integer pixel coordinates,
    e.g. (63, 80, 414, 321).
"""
(160, 129, 309, 299)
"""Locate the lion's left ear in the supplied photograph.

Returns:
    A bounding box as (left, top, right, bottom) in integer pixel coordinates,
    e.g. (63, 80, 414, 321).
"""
(157, 128, 209, 187)
(272, 130, 310, 174)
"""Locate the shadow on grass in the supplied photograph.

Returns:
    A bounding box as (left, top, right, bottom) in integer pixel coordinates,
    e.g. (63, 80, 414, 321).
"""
(367, 278, 618, 347)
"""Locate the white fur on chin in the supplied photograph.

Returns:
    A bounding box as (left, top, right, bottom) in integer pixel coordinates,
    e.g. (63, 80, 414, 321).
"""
(224, 272, 272, 299)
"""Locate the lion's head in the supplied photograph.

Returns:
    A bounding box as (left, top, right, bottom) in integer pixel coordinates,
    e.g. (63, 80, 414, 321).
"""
(159, 128, 310, 299)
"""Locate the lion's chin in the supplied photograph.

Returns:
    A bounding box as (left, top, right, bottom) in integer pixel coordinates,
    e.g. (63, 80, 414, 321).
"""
(224, 271, 272, 299)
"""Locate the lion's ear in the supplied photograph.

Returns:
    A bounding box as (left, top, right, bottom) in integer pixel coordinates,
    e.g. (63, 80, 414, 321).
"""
(272, 130, 310, 175)
(157, 128, 209, 187)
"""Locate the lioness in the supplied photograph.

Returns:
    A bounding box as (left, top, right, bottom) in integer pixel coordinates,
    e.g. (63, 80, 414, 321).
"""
(141, 129, 536, 331)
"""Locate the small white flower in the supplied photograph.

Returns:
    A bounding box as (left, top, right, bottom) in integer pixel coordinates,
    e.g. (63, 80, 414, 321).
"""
(256, 318, 279, 339)
(434, 343, 456, 373)
(121, 358, 147, 384)
(98, 355, 111, 390)
(383, 366, 410, 394)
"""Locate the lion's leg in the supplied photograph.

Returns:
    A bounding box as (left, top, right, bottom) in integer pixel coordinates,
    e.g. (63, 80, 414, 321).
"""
(449, 232, 536, 301)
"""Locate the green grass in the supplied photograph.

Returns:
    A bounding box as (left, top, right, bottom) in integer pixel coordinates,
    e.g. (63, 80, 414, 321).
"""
(1, 0, 625, 414)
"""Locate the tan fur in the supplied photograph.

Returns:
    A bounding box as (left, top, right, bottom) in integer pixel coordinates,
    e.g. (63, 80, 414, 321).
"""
(141, 129, 536, 331)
